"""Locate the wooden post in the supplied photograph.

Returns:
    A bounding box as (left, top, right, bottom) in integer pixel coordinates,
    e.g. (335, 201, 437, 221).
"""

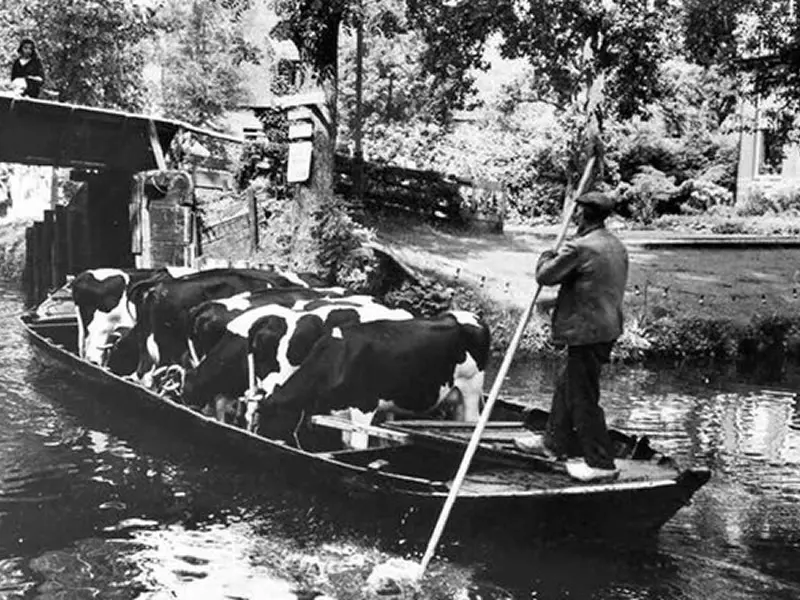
(148, 120, 167, 171)
(50, 167, 59, 209)
(43, 209, 56, 292)
(54, 205, 68, 286)
(65, 207, 77, 275)
(31, 222, 43, 305)
(23, 226, 34, 306)
(183, 206, 195, 268)
(248, 187, 259, 253)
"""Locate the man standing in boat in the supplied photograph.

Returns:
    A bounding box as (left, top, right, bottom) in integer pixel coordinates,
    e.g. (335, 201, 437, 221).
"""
(515, 191, 628, 482)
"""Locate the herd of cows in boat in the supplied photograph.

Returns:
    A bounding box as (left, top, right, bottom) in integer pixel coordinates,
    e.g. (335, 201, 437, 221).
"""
(71, 266, 491, 448)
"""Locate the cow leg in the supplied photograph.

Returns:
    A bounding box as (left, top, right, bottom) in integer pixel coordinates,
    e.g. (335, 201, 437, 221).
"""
(346, 407, 375, 450)
(75, 307, 86, 359)
(243, 387, 266, 432)
(247, 352, 256, 393)
(138, 333, 160, 388)
(187, 338, 201, 367)
(451, 354, 485, 422)
(212, 394, 238, 424)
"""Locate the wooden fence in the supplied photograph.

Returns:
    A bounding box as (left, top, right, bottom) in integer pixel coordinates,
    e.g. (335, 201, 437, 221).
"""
(198, 188, 263, 258)
(335, 154, 506, 232)
(23, 204, 86, 307)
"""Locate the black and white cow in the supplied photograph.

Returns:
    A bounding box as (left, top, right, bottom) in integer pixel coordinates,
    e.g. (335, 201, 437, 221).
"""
(132, 268, 320, 383)
(71, 266, 193, 365)
(252, 311, 491, 444)
(181, 299, 412, 424)
(185, 286, 352, 364)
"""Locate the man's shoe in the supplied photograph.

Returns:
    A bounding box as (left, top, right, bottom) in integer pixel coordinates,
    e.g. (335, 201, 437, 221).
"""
(513, 433, 560, 461)
(566, 459, 620, 483)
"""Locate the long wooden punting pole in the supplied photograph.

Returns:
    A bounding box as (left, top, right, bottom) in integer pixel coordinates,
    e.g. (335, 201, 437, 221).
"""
(418, 156, 597, 576)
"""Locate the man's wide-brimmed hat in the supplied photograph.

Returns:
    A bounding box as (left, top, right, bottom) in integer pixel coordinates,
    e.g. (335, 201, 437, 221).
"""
(576, 191, 615, 212)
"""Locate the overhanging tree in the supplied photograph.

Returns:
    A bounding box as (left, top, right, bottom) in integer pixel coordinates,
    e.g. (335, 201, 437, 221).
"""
(404, 0, 668, 189)
(20, 0, 153, 110)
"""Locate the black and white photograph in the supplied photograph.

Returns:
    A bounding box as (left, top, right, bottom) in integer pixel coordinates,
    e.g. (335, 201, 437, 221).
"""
(0, 1, 799, 598)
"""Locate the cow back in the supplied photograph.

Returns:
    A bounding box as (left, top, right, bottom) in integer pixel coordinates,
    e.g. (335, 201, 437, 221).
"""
(137, 269, 317, 372)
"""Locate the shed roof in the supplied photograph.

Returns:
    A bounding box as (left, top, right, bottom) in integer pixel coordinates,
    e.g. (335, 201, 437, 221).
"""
(0, 93, 244, 171)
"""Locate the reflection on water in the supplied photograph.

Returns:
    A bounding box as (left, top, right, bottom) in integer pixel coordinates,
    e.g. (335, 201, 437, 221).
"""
(2, 284, 800, 598)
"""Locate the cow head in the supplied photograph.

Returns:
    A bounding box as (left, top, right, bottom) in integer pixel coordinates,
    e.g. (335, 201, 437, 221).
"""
(72, 269, 133, 365)
(106, 326, 140, 376)
(252, 395, 304, 444)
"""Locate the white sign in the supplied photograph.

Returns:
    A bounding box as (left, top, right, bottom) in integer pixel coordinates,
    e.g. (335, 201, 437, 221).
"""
(287, 141, 313, 183)
(287, 107, 313, 121)
(278, 91, 326, 109)
(289, 121, 313, 140)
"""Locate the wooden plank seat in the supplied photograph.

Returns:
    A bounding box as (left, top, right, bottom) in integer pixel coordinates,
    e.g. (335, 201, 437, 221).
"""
(310, 415, 681, 485)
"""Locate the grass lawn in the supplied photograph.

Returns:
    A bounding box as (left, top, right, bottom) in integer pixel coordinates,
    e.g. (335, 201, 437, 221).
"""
(371, 213, 800, 330)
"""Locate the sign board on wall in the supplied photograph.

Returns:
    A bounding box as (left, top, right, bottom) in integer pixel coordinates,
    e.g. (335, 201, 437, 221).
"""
(287, 107, 314, 121)
(287, 141, 313, 183)
(288, 121, 314, 140)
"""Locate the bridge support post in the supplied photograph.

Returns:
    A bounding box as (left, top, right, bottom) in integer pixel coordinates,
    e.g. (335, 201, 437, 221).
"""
(43, 209, 56, 292)
(23, 226, 34, 307)
(53, 204, 68, 286)
(32, 221, 44, 304)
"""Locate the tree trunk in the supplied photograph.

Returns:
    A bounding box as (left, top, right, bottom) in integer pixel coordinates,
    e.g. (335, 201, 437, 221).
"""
(288, 20, 340, 273)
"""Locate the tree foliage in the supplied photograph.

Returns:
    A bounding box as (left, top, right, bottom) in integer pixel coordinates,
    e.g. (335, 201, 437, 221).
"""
(157, 0, 259, 127)
(17, 0, 153, 110)
(272, 0, 355, 83)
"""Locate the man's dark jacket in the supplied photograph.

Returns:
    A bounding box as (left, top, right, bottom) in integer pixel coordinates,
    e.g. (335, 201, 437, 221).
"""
(536, 224, 628, 346)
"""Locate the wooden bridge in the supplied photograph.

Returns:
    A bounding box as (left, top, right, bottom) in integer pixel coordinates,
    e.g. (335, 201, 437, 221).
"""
(1, 92, 244, 306)
(0, 92, 242, 171)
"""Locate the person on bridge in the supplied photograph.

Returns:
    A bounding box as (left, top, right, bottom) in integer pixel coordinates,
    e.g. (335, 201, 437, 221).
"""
(10, 38, 45, 98)
(515, 191, 629, 482)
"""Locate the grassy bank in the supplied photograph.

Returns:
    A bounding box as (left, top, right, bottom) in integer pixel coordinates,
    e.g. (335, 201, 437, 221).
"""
(372, 214, 800, 376)
(447, 280, 800, 370)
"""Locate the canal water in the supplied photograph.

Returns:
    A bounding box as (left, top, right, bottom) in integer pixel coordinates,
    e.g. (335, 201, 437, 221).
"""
(1, 285, 800, 600)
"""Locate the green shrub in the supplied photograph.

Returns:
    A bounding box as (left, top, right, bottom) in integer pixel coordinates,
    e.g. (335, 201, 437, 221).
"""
(311, 196, 375, 286)
(606, 114, 737, 204)
(646, 316, 742, 360)
(616, 167, 681, 224)
(382, 279, 453, 317)
(612, 123, 681, 183)
(710, 220, 748, 234)
(736, 187, 780, 216)
(364, 107, 570, 221)
(682, 179, 734, 214)
(769, 185, 800, 212)
(234, 140, 289, 195)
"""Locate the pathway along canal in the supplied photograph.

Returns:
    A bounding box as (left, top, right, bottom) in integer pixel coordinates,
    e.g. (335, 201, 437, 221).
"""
(1, 284, 800, 599)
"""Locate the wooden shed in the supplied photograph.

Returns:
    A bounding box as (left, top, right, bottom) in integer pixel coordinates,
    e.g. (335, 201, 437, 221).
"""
(0, 93, 243, 305)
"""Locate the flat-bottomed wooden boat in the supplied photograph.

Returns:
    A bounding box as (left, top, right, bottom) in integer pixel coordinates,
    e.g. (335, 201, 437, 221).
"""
(20, 288, 711, 541)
